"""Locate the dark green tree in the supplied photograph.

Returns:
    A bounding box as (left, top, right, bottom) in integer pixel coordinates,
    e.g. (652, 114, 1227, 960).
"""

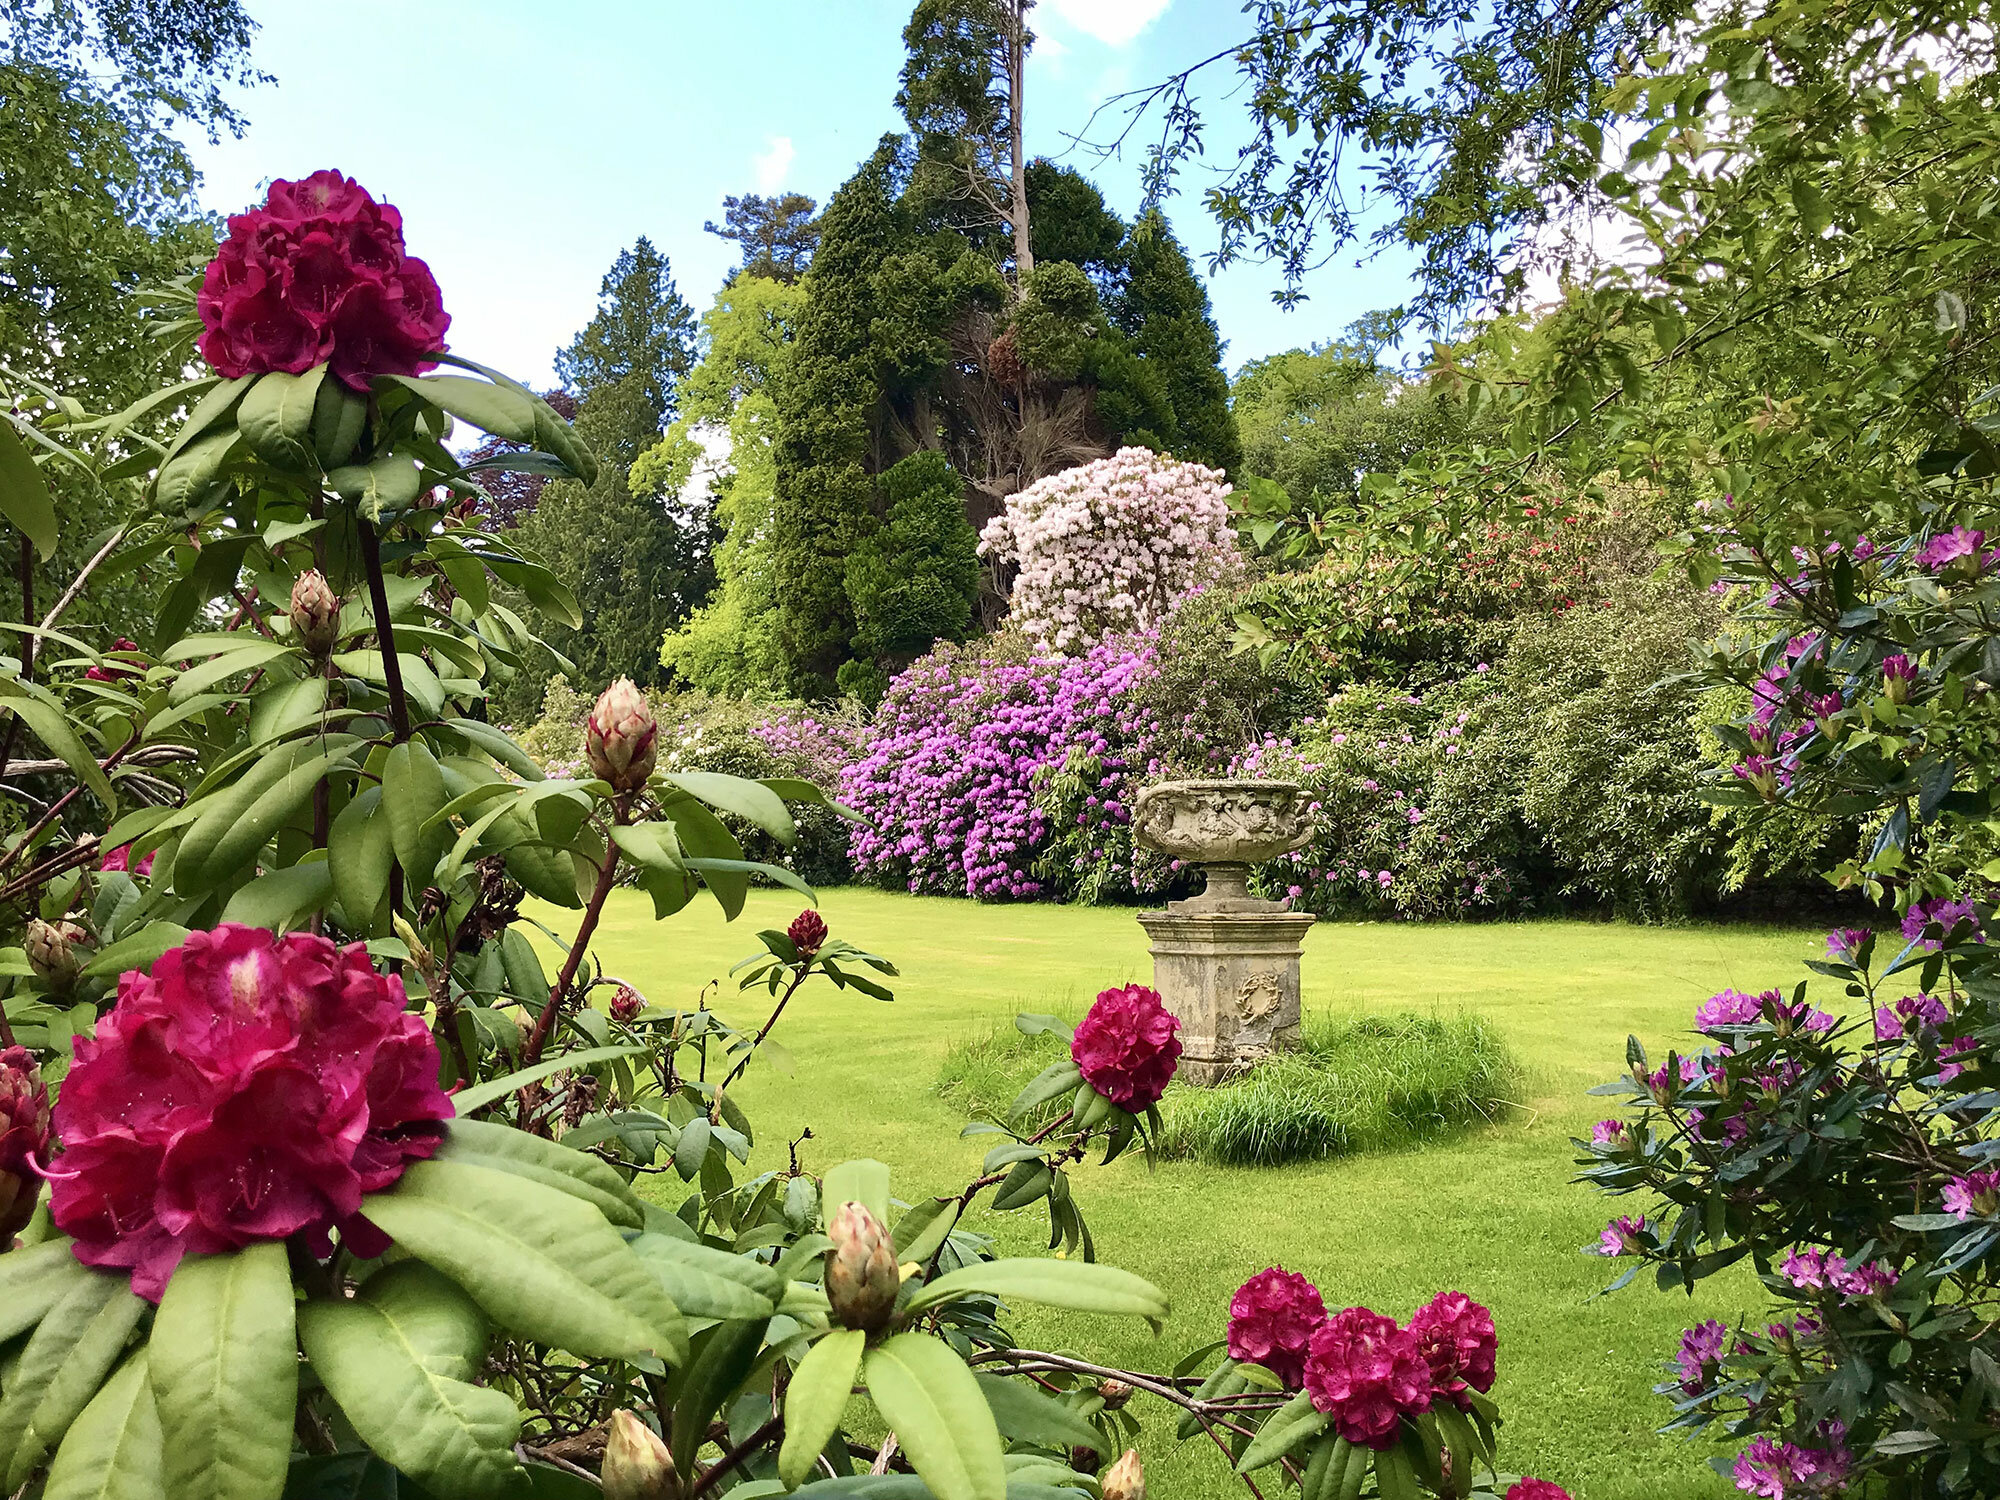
(503, 240, 707, 712)
(703, 193, 821, 283)
(897, 0, 1034, 269)
(1109, 211, 1240, 472)
(843, 450, 981, 696)
(553, 237, 695, 426)
(769, 141, 904, 695)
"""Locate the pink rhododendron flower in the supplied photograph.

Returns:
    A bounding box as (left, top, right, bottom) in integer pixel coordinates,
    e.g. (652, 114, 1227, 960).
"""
(1591, 1119, 1627, 1147)
(1302, 1306, 1432, 1448)
(977, 449, 1243, 652)
(1071, 983, 1182, 1112)
(1226, 1267, 1328, 1387)
(1874, 993, 1948, 1041)
(49, 924, 452, 1300)
(1917, 526, 1989, 575)
(197, 170, 449, 391)
(1824, 927, 1870, 962)
(0, 1045, 50, 1242)
(1677, 1320, 1728, 1395)
(1940, 1037, 1979, 1082)
(1732, 1424, 1849, 1498)
(1506, 1483, 1571, 1500)
(1406, 1291, 1496, 1410)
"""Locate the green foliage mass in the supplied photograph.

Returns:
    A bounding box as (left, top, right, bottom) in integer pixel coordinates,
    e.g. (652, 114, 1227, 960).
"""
(844, 450, 982, 687)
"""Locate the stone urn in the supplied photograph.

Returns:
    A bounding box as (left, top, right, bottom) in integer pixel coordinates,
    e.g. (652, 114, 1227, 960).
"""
(1132, 780, 1317, 1085)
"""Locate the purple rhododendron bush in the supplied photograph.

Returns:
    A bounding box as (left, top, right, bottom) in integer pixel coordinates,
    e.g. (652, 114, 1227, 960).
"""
(0, 168, 1565, 1500)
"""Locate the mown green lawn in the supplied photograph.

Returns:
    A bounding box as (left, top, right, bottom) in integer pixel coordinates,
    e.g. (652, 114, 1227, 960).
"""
(552, 886, 1829, 1500)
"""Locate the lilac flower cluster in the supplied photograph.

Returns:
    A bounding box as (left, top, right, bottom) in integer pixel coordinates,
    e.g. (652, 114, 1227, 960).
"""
(1732, 1425, 1850, 1498)
(840, 634, 1160, 900)
(1780, 1249, 1899, 1300)
(1901, 895, 1981, 951)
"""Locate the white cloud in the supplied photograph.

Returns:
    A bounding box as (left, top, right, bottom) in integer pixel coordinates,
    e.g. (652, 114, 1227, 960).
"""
(1047, 0, 1172, 47)
(751, 135, 795, 194)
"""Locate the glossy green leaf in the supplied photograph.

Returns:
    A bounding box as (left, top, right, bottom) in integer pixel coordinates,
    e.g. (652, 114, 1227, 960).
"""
(629, 1233, 784, 1320)
(81, 923, 190, 980)
(1236, 1390, 1328, 1474)
(168, 639, 296, 705)
(660, 771, 796, 845)
(297, 1264, 524, 1500)
(154, 429, 242, 515)
(329, 786, 392, 933)
(313, 374, 368, 468)
(449, 1044, 647, 1116)
(670, 1320, 769, 1480)
(780, 1329, 865, 1490)
(0, 685, 114, 809)
(821, 1159, 891, 1228)
(0, 418, 58, 558)
(0, 1267, 147, 1488)
(972, 1372, 1105, 1454)
(905, 1258, 1169, 1328)
(382, 738, 450, 887)
(42, 1352, 162, 1500)
(434, 1117, 645, 1229)
(238, 368, 329, 470)
(219, 860, 332, 930)
(863, 1334, 1005, 1500)
(329, 454, 425, 516)
(0, 1238, 98, 1342)
(176, 742, 350, 892)
(360, 1160, 686, 1363)
(150, 1244, 298, 1500)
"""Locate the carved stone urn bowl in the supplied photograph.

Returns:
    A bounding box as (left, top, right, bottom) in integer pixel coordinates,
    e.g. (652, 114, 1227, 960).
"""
(1131, 778, 1313, 912)
(1131, 779, 1318, 1084)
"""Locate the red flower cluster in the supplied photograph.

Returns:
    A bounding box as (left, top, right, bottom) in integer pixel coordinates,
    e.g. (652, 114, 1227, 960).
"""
(1406, 1290, 1497, 1410)
(197, 170, 449, 393)
(1303, 1306, 1434, 1449)
(1071, 983, 1182, 1111)
(98, 843, 155, 878)
(0, 1046, 50, 1241)
(1506, 1482, 1571, 1500)
(50, 925, 452, 1300)
(1227, 1267, 1328, 1387)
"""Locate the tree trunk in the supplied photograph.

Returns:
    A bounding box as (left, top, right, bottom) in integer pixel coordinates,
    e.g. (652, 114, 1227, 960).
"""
(1008, 0, 1033, 277)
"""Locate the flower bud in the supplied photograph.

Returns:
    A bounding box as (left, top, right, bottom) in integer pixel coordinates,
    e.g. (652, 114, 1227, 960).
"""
(825, 1200, 899, 1334)
(1102, 1450, 1145, 1500)
(610, 985, 644, 1023)
(289, 569, 342, 655)
(787, 908, 828, 958)
(0, 1045, 51, 1243)
(25, 919, 84, 989)
(1098, 1378, 1134, 1410)
(586, 678, 658, 793)
(601, 1410, 677, 1500)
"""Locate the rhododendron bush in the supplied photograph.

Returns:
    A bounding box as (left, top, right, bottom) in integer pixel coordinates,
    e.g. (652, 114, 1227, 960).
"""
(0, 170, 1236, 1500)
(1578, 914, 2000, 1495)
(978, 447, 1245, 653)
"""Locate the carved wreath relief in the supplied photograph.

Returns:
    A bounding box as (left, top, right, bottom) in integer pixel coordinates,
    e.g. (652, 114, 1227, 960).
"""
(1236, 970, 1283, 1023)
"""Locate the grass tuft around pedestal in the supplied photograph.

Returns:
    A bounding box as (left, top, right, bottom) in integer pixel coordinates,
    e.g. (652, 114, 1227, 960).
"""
(937, 1011, 1518, 1167)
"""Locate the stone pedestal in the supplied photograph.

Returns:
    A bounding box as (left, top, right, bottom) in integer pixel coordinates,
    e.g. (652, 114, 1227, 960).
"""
(1138, 906, 1316, 1085)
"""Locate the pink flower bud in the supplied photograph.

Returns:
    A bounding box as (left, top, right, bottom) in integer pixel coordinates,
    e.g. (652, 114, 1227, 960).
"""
(0, 1045, 50, 1242)
(586, 678, 658, 793)
(1102, 1450, 1145, 1500)
(25, 918, 84, 988)
(289, 569, 342, 655)
(787, 908, 828, 958)
(600, 1410, 677, 1500)
(825, 1200, 899, 1333)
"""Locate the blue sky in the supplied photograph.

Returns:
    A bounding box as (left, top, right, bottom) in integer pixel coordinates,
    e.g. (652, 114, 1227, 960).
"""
(182, 1, 1420, 390)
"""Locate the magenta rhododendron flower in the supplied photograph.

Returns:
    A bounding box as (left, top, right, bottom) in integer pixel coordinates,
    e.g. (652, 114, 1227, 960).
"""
(1226, 1266, 1328, 1386)
(608, 985, 644, 1024)
(1506, 1482, 1571, 1500)
(1901, 895, 1980, 951)
(1944, 1170, 2000, 1220)
(1591, 1118, 1627, 1147)
(1874, 993, 1947, 1041)
(1916, 526, 1989, 575)
(197, 170, 449, 392)
(50, 924, 452, 1300)
(1939, 1036, 1979, 1082)
(1595, 1215, 1648, 1256)
(1406, 1291, 1496, 1410)
(787, 908, 829, 957)
(1823, 927, 1870, 962)
(97, 843, 155, 878)
(1302, 1306, 1432, 1448)
(1732, 1423, 1849, 1498)
(1677, 1319, 1728, 1395)
(1071, 983, 1182, 1112)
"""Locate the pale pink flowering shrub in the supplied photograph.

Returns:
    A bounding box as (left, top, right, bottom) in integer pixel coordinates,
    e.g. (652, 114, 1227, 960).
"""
(978, 447, 1245, 653)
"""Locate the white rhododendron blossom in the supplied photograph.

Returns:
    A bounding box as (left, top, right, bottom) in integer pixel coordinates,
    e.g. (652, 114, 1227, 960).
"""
(979, 447, 1245, 652)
